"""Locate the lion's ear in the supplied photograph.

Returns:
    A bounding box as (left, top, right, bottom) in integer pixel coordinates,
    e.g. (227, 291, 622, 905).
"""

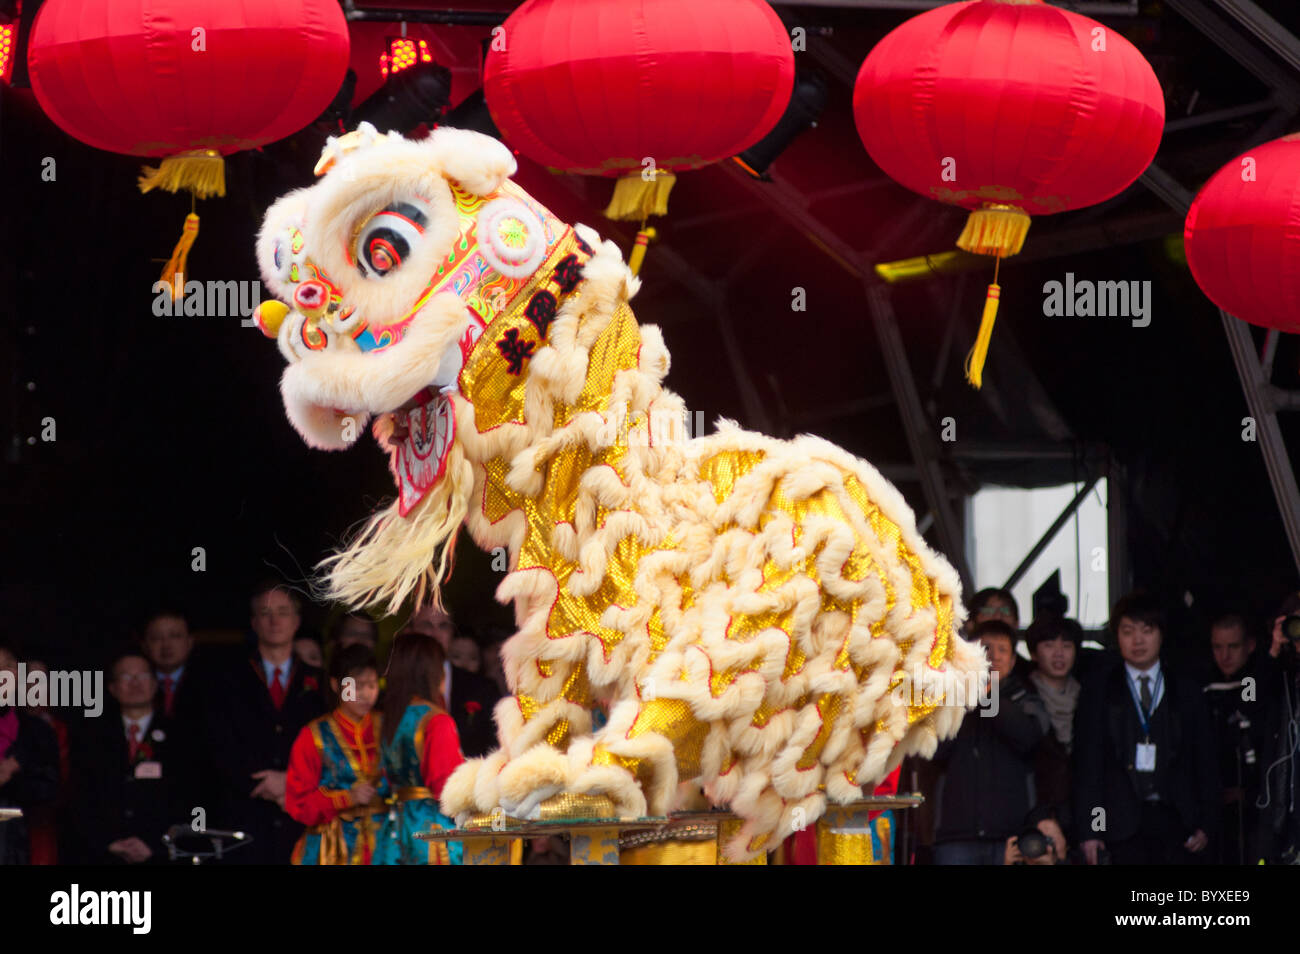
(425, 126, 517, 196)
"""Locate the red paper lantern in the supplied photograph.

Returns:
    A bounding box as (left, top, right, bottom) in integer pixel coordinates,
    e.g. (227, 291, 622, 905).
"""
(483, 0, 793, 275)
(28, 0, 349, 294)
(1184, 135, 1300, 332)
(484, 0, 794, 177)
(27, 0, 350, 158)
(853, 0, 1164, 386)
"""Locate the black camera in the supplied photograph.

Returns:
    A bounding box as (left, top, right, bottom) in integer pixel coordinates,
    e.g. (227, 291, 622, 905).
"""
(1283, 615, 1300, 642)
(1226, 711, 1257, 766)
(1015, 828, 1050, 861)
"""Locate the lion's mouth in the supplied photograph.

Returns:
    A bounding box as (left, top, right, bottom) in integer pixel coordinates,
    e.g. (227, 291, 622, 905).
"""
(375, 388, 456, 516)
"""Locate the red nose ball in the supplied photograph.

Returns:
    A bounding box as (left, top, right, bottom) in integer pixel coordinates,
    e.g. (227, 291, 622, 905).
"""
(294, 280, 329, 317)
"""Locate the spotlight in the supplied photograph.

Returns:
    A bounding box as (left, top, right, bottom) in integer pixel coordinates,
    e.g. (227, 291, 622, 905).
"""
(351, 60, 452, 136)
(381, 37, 433, 80)
(0, 20, 16, 86)
(732, 69, 828, 179)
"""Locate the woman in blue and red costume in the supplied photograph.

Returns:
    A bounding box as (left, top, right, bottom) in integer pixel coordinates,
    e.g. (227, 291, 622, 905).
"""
(375, 632, 465, 865)
(285, 645, 388, 864)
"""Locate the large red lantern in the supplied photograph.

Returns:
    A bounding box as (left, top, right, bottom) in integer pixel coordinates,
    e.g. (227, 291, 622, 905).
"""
(1184, 135, 1300, 332)
(484, 0, 794, 273)
(28, 0, 350, 290)
(854, 0, 1164, 386)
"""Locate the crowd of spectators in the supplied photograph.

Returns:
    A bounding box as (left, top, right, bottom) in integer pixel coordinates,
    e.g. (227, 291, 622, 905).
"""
(908, 587, 1300, 865)
(0, 581, 504, 865)
(3, 579, 1300, 866)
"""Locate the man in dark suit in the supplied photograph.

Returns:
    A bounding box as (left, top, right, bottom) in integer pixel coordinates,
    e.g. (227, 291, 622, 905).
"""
(75, 650, 183, 864)
(407, 607, 502, 757)
(1075, 593, 1220, 865)
(201, 582, 325, 864)
(140, 608, 214, 810)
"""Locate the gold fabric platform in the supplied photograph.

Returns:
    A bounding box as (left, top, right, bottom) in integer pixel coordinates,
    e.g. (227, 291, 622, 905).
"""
(417, 795, 922, 865)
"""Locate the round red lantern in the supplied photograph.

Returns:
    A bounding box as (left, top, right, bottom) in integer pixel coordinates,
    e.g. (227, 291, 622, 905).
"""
(28, 0, 349, 159)
(28, 0, 349, 291)
(484, 0, 793, 273)
(853, 0, 1165, 386)
(1184, 135, 1300, 332)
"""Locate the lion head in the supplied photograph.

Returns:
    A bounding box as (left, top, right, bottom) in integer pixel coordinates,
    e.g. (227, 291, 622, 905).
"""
(253, 124, 612, 612)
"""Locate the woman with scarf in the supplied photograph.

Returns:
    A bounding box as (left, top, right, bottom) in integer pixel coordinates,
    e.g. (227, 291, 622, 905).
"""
(1026, 617, 1083, 849)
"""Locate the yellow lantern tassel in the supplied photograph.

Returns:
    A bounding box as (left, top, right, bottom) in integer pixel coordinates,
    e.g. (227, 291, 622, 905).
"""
(603, 169, 675, 222)
(138, 149, 227, 199)
(160, 213, 200, 300)
(964, 281, 1001, 389)
(627, 226, 656, 276)
(604, 170, 674, 274)
(956, 203, 1031, 257)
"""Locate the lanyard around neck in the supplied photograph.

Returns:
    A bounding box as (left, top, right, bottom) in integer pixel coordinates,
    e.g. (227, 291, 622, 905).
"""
(1125, 668, 1163, 736)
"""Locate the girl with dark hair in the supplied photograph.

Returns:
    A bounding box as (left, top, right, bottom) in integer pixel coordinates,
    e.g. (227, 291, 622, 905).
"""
(284, 645, 387, 864)
(374, 632, 465, 865)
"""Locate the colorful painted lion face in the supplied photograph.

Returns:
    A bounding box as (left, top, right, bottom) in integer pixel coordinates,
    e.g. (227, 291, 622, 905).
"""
(255, 122, 575, 515)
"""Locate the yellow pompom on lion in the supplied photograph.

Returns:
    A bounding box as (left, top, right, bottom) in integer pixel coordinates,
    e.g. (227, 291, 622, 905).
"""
(252, 124, 988, 861)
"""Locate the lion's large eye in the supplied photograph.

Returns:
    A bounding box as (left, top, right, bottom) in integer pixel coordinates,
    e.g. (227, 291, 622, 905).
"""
(354, 200, 430, 279)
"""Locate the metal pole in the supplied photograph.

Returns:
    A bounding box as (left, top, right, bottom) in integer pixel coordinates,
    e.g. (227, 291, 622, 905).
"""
(1211, 0, 1300, 75)
(1002, 477, 1100, 592)
(866, 284, 973, 590)
(1139, 163, 1300, 575)
(1220, 306, 1300, 572)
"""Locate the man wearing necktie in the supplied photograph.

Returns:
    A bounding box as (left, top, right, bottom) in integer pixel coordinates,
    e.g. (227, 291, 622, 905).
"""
(201, 582, 325, 863)
(1075, 593, 1220, 865)
(142, 611, 194, 719)
(74, 651, 181, 864)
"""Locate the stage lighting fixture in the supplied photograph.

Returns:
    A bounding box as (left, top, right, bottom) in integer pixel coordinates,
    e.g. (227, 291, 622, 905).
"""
(380, 36, 433, 80)
(351, 59, 452, 136)
(732, 69, 828, 179)
(0, 20, 16, 85)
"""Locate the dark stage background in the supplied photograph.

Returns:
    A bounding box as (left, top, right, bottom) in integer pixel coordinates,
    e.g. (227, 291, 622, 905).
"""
(3, 9, 1299, 670)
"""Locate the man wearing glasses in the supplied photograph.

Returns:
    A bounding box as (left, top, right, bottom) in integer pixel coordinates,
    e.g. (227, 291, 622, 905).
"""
(75, 651, 181, 864)
(967, 588, 1020, 633)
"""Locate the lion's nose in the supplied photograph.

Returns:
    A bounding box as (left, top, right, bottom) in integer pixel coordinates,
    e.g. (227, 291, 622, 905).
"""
(293, 281, 330, 320)
(253, 300, 289, 338)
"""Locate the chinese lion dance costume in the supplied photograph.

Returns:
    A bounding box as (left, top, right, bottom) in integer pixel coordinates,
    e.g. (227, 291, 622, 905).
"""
(252, 124, 987, 861)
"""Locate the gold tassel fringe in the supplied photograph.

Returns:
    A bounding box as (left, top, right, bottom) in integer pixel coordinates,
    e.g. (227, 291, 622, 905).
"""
(160, 213, 201, 300)
(956, 204, 1031, 258)
(318, 444, 475, 616)
(138, 150, 227, 199)
(964, 282, 1001, 390)
(603, 170, 676, 222)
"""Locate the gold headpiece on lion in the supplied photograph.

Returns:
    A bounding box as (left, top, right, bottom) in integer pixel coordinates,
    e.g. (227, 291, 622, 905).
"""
(253, 124, 987, 860)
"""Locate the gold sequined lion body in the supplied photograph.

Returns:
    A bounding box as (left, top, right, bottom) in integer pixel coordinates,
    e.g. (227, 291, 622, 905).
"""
(252, 125, 987, 861)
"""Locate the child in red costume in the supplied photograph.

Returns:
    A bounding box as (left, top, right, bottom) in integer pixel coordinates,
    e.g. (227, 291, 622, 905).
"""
(285, 645, 387, 864)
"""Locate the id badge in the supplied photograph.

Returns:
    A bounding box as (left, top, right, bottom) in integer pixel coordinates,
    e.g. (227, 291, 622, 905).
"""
(134, 760, 163, 779)
(1135, 742, 1157, 772)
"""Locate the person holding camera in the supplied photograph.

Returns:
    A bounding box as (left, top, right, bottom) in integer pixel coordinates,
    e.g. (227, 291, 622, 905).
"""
(1074, 593, 1220, 865)
(1203, 613, 1277, 864)
(1258, 592, 1300, 863)
(930, 620, 1050, 864)
(1004, 815, 1069, 865)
